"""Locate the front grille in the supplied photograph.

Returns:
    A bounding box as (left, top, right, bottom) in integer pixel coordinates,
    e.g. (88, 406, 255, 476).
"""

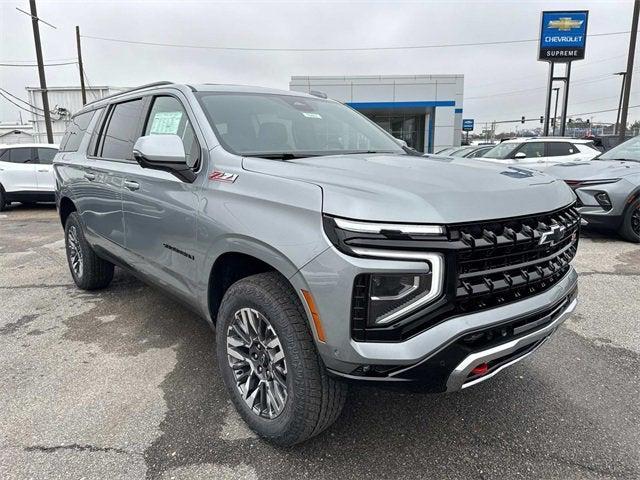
(330, 203, 579, 342)
(450, 204, 580, 314)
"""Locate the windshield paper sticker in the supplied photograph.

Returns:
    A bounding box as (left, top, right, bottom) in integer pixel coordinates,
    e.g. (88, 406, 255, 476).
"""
(150, 111, 183, 134)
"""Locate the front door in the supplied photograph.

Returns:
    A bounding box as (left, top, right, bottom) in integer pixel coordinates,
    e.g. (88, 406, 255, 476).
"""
(122, 94, 203, 298)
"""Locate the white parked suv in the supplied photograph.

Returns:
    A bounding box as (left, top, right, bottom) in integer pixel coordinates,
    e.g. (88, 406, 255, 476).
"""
(0, 143, 58, 210)
(478, 137, 600, 171)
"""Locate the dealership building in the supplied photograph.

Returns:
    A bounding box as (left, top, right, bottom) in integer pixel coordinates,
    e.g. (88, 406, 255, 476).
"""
(290, 75, 464, 153)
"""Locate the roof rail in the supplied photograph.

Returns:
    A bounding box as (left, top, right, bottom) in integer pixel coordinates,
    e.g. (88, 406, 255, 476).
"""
(84, 81, 174, 108)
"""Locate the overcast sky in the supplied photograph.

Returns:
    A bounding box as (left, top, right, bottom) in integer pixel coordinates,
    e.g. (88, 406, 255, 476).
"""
(1, 0, 638, 130)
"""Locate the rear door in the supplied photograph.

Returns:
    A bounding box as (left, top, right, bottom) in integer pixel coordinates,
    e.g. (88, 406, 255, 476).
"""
(121, 93, 203, 298)
(82, 99, 145, 247)
(0, 147, 38, 193)
(34, 147, 58, 191)
(545, 142, 581, 164)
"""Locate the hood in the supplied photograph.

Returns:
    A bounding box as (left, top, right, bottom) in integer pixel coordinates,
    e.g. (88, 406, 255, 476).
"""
(546, 159, 640, 181)
(242, 154, 575, 224)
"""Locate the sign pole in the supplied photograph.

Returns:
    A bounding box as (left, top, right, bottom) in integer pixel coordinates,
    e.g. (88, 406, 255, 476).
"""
(559, 62, 572, 136)
(543, 62, 555, 136)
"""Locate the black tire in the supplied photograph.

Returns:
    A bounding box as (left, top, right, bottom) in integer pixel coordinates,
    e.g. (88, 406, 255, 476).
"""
(64, 212, 115, 289)
(0, 185, 6, 212)
(216, 272, 347, 446)
(619, 198, 640, 243)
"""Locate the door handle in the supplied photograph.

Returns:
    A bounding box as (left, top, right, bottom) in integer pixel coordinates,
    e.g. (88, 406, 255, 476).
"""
(124, 180, 140, 191)
(38, 169, 48, 172)
(84, 172, 96, 181)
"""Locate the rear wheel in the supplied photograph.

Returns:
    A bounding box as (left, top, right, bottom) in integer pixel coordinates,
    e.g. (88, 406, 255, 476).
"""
(216, 272, 347, 446)
(64, 212, 115, 289)
(0, 186, 6, 211)
(619, 199, 640, 243)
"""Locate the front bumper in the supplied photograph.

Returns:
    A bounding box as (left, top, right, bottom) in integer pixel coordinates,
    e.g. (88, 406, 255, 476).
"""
(293, 245, 578, 392)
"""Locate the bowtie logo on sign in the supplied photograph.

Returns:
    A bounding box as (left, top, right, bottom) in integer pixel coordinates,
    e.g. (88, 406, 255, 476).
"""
(548, 17, 584, 31)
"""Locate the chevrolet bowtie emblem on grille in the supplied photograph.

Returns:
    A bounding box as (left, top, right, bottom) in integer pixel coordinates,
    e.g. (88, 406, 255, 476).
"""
(548, 17, 584, 31)
(539, 224, 566, 246)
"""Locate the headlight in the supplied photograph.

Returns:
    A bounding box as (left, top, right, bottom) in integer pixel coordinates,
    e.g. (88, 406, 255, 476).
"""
(369, 273, 433, 325)
(350, 250, 444, 329)
(594, 192, 612, 210)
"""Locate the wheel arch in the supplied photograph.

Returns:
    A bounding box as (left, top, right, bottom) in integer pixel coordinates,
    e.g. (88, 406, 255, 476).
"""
(58, 196, 77, 227)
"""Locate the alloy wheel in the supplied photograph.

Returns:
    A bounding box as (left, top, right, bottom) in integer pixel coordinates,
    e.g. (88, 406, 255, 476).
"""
(226, 307, 288, 419)
(67, 225, 84, 278)
(632, 206, 640, 236)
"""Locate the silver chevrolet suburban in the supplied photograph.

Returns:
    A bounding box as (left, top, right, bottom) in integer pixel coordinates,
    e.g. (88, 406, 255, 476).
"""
(54, 82, 579, 446)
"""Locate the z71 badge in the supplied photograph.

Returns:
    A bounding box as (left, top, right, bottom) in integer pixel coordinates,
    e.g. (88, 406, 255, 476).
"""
(209, 171, 238, 183)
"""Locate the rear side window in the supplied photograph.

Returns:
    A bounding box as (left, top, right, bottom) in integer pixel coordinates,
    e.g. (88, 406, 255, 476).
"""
(99, 99, 144, 160)
(60, 110, 95, 152)
(0, 149, 8, 162)
(7, 147, 34, 163)
(547, 142, 576, 157)
(36, 148, 58, 164)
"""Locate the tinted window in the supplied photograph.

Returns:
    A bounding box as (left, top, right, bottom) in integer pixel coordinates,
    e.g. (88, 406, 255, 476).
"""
(37, 148, 58, 164)
(516, 142, 545, 158)
(144, 96, 200, 168)
(60, 110, 96, 152)
(0, 149, 8, 162)
(100, 99, 144, 160)
(8, 147, 34, 163)
(547, 142, 576, 157)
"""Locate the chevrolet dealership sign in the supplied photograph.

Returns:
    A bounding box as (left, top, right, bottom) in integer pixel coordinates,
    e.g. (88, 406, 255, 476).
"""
(539, 11, 589, 62)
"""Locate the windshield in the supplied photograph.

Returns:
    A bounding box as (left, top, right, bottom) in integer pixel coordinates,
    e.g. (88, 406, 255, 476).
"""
(598, 135, 640, 162)
(482, 142, 520, 159)
(196, 92, 404, 158)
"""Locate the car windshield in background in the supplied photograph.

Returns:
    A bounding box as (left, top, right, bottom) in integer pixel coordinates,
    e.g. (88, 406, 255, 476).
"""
(196, 92, 404, 158)
(482, 142, 520, 159)
(598, 135, 640, 162)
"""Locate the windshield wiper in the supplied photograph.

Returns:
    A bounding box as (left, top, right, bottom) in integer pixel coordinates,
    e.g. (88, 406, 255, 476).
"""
(598, 158, 640, 163)
(248, 153, 318, 160)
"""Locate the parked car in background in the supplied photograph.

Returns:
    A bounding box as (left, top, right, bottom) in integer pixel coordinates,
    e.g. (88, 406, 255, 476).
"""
(54, 82, 579, 445)
(546, 135, 640, 243)
(584, 134, 635, 152)
(477, 137, 600, 171)
(0, 143, 59, 211)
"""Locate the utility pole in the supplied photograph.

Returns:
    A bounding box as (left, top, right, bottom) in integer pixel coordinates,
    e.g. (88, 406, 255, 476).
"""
(552, 87, 560, 136)
(76, 26, 87, 105)
(28, 0, 54, 144)
(614, 72, 627, 135)
(619, 0, 639, 143)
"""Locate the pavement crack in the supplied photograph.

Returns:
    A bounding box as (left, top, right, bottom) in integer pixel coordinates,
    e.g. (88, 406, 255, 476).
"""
(24, 443, 140, 456)
(0, 283, 74, 290)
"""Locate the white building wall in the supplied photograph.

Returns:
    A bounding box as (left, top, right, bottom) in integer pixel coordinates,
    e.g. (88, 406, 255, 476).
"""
(26, 86, 126, 143)
(290, 75, 464, 152)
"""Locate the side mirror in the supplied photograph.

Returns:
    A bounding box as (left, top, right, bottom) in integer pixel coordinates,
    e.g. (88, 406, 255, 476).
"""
(133, 135, 195, 182)
(514, 152, 527, 159)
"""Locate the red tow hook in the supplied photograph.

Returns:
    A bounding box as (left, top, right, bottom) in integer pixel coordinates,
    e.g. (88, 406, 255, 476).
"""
(471, 363, 489, 376)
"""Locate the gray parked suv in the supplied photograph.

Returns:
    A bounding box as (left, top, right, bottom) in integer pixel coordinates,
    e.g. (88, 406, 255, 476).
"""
(54, 82, 579, 445)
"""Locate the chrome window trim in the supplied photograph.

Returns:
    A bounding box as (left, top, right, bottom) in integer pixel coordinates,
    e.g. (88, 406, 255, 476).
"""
(334, 218, 444, 236)
(350, 248, 444, 325)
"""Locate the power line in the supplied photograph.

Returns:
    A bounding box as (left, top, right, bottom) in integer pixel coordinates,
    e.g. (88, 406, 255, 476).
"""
(80, 30, 631, 53)
(0, 88, 47, 112)
(0, 91, 48, 117)
(475, 104, 640, 125)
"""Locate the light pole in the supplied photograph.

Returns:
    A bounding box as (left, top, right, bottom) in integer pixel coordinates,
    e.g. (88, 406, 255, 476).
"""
(551, 87, 560, 136)
(614, 71, 627, 135)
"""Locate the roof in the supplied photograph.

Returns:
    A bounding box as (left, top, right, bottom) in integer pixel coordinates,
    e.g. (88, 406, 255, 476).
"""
(0, 143, 59, 149)
(500, 137, 594, 144)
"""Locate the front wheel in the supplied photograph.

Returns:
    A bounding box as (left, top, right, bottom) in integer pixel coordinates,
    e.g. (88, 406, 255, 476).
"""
(0, 186, 7, 211)
(64, 212, 115, 289)
(619, 199, 640, 243)
(216, 272, 347, 446)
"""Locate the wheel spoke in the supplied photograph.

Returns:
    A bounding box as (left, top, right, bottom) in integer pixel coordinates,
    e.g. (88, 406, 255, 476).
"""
(226, 307, 288, 419)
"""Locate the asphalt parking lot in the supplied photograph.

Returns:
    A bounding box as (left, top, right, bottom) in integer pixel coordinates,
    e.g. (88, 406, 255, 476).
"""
(0, 205, 638, 480)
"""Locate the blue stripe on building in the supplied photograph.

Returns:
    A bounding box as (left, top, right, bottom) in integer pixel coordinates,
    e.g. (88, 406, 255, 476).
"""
(346, 101, 456, 109)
